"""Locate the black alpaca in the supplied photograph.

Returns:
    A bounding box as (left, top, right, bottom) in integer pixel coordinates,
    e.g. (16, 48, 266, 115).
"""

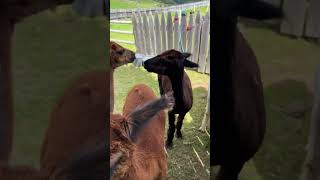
(144, 49, 198, 148)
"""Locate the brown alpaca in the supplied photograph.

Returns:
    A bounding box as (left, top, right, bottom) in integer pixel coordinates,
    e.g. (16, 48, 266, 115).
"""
(110, 41, 135, 112)
(40, 70, 108, 178)
(110, 84, 174, 180)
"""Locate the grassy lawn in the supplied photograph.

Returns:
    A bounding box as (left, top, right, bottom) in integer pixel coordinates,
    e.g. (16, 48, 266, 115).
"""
(111, 0, 160, 9)
(114, 65, 210, 179)
(11, 5, 107, 167)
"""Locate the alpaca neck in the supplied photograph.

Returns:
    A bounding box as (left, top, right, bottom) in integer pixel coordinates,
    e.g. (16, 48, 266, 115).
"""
(168, 71, 184, 108)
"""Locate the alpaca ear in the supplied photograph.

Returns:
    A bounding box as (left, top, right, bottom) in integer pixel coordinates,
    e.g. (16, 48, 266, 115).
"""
(182, 52, 191, 59)
(110, 43, 118, 51)
(184, 59, 198, 68)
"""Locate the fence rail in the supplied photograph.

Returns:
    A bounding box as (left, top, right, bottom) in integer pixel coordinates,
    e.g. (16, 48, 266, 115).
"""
(110, 1, 209, 20)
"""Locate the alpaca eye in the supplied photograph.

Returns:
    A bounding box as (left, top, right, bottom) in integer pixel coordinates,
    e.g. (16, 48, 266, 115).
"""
(117, 50, 124, 55)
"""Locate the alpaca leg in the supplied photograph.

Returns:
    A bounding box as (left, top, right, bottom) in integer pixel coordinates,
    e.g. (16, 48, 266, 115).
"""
(216, 162, 244, 180)
(166, 111, 175, 148)
(176, 113, 186, 139)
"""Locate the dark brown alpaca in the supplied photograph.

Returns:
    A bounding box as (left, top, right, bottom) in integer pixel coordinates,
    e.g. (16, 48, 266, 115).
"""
(143, 49, 198, 148)
(40, 70, 108, 178)
(110, 41, 135, 112)
(110, 84, 174, 180)
(212, 0, 283, 179)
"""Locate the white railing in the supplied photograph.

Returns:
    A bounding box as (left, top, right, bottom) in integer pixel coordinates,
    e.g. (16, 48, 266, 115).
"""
(110, 1, 209, 20)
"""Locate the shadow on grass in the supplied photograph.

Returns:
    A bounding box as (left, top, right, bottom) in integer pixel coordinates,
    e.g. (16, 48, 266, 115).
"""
(253, 79, 312, 180)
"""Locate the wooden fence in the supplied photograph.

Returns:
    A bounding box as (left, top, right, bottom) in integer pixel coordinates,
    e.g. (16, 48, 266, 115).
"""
(132, 10, 210, 74)
(261, 0, 320, 39)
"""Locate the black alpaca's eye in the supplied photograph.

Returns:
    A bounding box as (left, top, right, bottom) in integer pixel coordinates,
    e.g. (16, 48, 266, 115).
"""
(117, 50, 124, 55)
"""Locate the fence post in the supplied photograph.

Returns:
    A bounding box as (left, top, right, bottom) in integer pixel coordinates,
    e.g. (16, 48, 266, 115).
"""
(205, 43, 210, 74)
(132, 13, 141, 53)
(304, 0, 320, 39)
(148, 11, 156, 55)
(142, 13, 151, 55)
(154, 13, 161, 54)
(136, 13, 145, 54)
(198, 12, 210, 73)
(192, 11, 201, 64)
(161, 12, 167, 52)
(173, 12, 179, 50)
(186, 11, 194, 58)
(167, 12, 173, 50)
(280, 0, 307, 37)
(180, 11, 187, 51)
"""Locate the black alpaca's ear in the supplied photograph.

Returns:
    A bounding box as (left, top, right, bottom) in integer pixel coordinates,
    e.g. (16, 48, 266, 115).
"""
(239, 0, 284, 20)
(182, 53, 192, 59)
(184, 59, 198, 68)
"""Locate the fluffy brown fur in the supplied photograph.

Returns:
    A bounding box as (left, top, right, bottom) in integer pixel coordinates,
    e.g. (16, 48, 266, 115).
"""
(111, 84, 168, 180)
(40, 70, 108, 177)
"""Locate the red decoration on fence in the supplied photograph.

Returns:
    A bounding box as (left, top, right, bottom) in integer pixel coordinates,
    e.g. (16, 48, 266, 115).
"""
(186, 25, 193, 31)
(173, 17, 179, 23)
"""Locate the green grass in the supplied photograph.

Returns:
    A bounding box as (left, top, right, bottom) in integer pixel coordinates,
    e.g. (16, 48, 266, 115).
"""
(114, 65, 210, 179)
(111, 0, 160, 9)
(11, 5, 107, 167)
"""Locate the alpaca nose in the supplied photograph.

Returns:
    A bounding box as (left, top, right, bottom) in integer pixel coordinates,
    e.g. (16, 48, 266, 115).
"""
(143, 60, 149, 67)
(129, 56, 135, 62)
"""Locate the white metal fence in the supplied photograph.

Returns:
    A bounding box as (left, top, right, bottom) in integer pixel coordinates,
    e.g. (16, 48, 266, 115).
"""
(132, 10, 210, 74)
(110, 0, 209, 20)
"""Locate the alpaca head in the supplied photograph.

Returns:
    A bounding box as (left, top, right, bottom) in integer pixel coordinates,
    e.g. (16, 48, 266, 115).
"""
(143, 49, 198, 76)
